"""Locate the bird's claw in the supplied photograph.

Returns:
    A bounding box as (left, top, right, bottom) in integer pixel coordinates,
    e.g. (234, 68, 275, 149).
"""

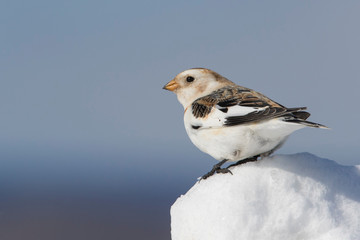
(200, 166, 232, 181)
(216, 168, 232, 175)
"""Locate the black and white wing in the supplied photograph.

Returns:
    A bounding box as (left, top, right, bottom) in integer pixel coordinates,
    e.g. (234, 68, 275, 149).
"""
(190, 86, 312, 129)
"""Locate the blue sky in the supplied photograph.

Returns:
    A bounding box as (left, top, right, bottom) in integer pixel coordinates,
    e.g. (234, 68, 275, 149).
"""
(0, 1, 360, 164)
(1, 1, 360, 238)
(1, 0, 359, 165)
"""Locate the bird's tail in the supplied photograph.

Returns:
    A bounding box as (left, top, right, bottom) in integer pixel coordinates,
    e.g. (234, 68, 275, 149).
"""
(286, 119, 329, 129)
(283, 108, 329, 129)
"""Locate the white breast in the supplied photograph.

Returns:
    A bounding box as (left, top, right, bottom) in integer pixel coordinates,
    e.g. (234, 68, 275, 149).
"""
(184, 107, 305, 161)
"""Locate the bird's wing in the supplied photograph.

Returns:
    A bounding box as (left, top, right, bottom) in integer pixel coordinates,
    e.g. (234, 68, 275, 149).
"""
(190, 86, 306, 128)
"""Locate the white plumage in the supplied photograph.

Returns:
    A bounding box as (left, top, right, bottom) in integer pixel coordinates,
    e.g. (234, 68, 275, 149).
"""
(163, 68, 327, 179)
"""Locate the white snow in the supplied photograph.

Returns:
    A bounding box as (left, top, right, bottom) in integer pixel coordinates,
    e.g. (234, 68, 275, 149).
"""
(171, 153, 360, 240)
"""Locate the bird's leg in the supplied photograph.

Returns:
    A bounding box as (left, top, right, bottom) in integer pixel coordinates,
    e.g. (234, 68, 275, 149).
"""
(226, 155, 259, 169)
(200, 159, 232, 180)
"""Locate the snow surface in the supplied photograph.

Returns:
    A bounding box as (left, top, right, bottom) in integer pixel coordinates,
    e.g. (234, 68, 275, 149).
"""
(171, 153, 360, 240)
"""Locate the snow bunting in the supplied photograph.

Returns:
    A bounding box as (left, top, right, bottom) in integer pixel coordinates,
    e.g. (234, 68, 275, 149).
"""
(163, 68, 328, 179)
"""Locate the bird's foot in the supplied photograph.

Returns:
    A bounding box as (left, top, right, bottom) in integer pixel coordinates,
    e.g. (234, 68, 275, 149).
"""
(200, 168, 232, 180)
(200, 159, 232, 180)
(226, 155, 259, 169)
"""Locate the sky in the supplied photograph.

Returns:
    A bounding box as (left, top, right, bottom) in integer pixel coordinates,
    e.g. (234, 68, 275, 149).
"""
(1, 1, 360, 239)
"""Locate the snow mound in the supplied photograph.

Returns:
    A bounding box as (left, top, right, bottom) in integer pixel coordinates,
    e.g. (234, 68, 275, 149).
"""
(171, 153, 360, 240)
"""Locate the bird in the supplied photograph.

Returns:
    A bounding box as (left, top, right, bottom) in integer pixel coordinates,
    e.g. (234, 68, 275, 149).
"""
(163, 68, 328, 179)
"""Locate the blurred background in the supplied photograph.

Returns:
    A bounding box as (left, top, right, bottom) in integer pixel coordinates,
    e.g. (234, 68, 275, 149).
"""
(1, 1, 360, 239)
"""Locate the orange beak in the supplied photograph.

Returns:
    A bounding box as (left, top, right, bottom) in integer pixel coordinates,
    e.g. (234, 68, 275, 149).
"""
(163, 79, 179, 92)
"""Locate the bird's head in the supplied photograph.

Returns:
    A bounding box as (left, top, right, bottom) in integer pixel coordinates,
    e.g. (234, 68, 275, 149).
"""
(163, 68, 234, 108)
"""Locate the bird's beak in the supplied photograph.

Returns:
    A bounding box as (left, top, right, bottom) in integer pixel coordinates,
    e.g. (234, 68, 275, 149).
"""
(163, 79, 179, 92)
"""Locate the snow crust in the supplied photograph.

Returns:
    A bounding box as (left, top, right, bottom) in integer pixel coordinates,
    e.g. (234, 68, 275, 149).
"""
(171, 153, 360, 240)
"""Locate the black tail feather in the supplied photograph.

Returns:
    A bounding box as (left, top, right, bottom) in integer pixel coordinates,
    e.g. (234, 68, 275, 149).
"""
(284, 107, 328, 128)
(292, 111, 310, 120)
(284, 119, 329, 129)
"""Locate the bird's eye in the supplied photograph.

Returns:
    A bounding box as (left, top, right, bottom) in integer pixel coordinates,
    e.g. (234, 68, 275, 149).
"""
(186, 76, 195, 82)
